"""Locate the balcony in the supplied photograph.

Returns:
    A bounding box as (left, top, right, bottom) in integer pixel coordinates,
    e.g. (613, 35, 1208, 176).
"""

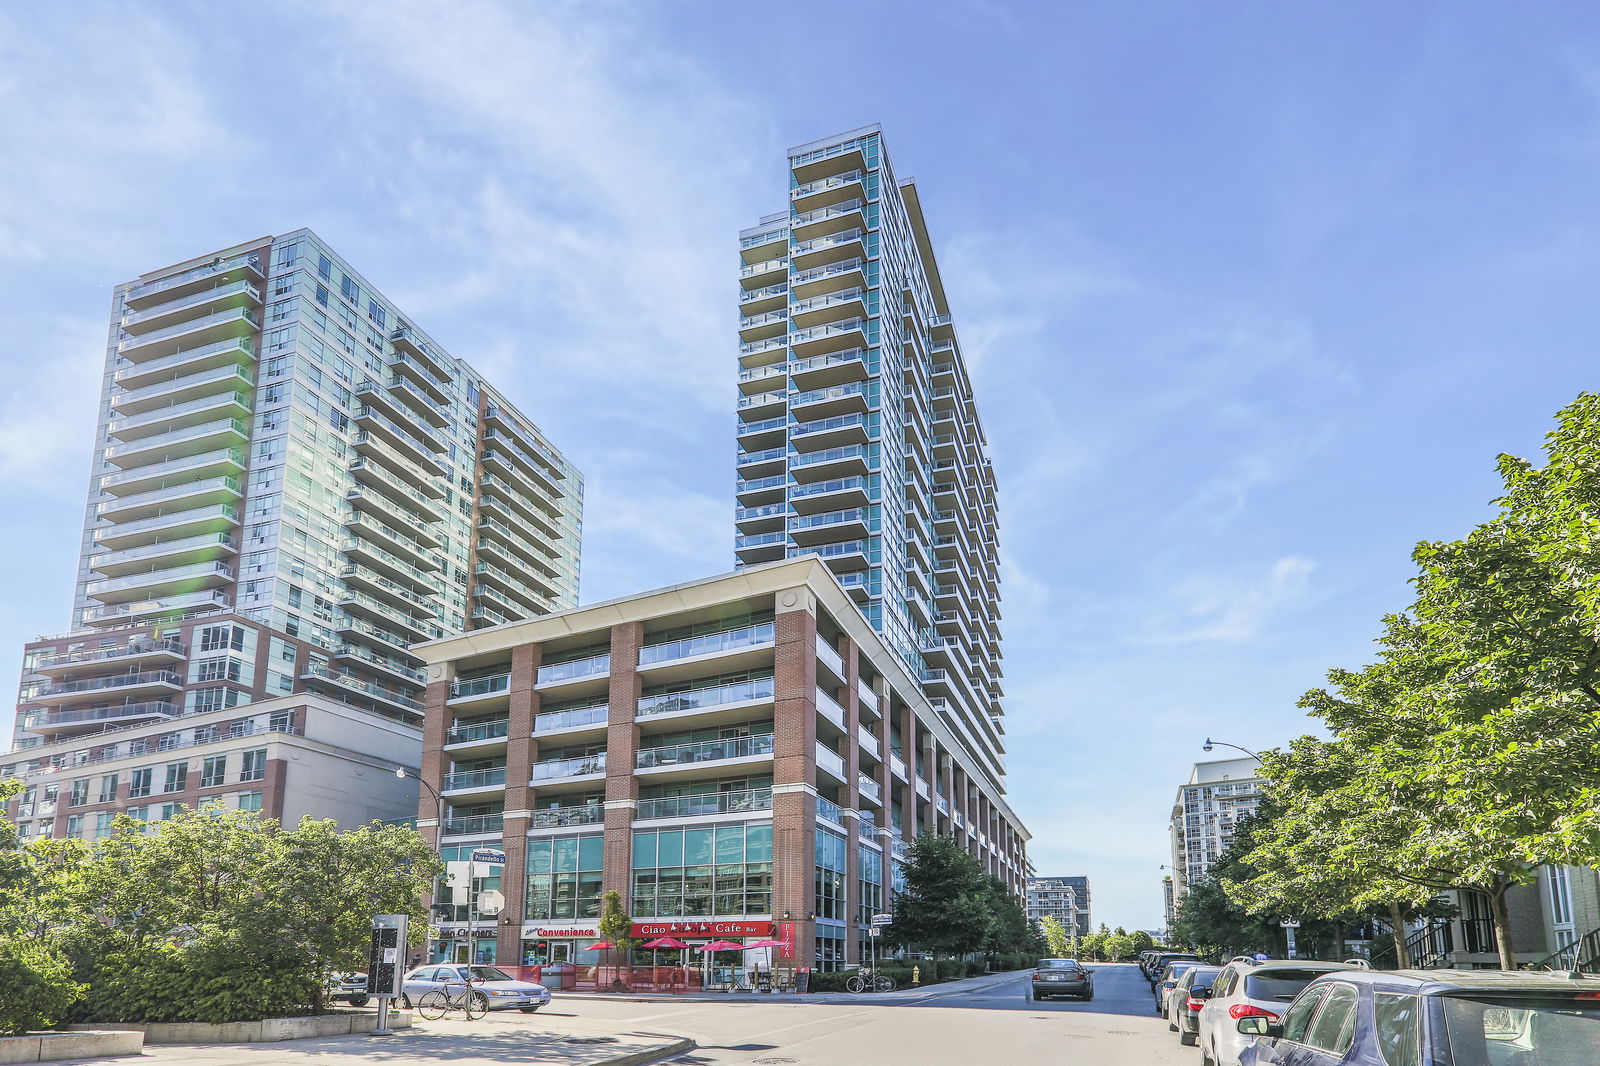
(300, 664, 423, 716)
(103, 417, 248, 469)
(790, 169, 864, 211)
(348, 458, 446, 518)
(739, 309, 788, 342)
(341, 562, 437, 616)
(788, 507, 870, 546)
(83, 588, 230, 628)
(97, 474, 243, 525)
(443, 766, 507, 794)
(736, 446, 786, 478)
(639, 621, 775, 670)
(89, 531, 236, 578)
(790, 444, 870, 482)
(857, 682, 880, 715)
(788, 476, 869, 514)
(790, 287, 867, 329)
(19, 699, 177, 739)
(31, 636, 186, 676)
(446, 717, 510, 747)
(92, 502, 238, 552)
(637, 676, 775, 720)
(735, 502, 788, 534)
(474, 541, 559, 600)
(354, 380, 441, 442)
(99, 448, 245, 498)
(479, 448, 565, 518)
(529, 752, 606, 782)
(791, 228, 865, 272)
(736, 415, 787, 451)
(536, 652, 610, 688)
(816, 795, 847, 827)
(480, 428, 566, 495)
(800, 539, 872, 571)
(734, 531, 786, 564)
(124, 253, 263, 310)
(84, 560, 233, 604)
(341, 535, 438, 589)
(335, 588, 435, 641)
(739, 224, 787, 261)
(636, 732, 774, 772)
(790, 380, 872, 421)
(530, 803, 605, 829)
(791, 199, 865, 242)
(791, 137, 866, 182)
(857, 724, 881, 759)
(739, 282, 788, 315)
(790, 257, 866, 300)
(479, 474, 560, 538)
(106, 390, 252, 442)
(447, 672, 511, 705)
(336, 615, 416, 658)
(790, 319, 869, 361)
(113, 336, 255, 390)
(442, 813, 503, 837)
(389, 326, 454, 382)
(791, 413, 869, 452)
(815, 741, 847, 783)
(858, 773, 882, 804)
(26, 668, 183, 707)
(478, 514, 561, 573)
(473, 561, 550, 615)
(118, 306, 258, 362)
(121, 279, 261, 335)
(387, 349, 452, 406)
(333, 644, 426, 686)
(739, 256, 787, 288)
(354, 406, 444, 472)
(816, 687, 847, 730)
(738, 334, 788, 369)
(343, 513, 441, 573)
(636, 788, 772, 821)
(346, 486, 441, 548)
(534, 702, 608, 735)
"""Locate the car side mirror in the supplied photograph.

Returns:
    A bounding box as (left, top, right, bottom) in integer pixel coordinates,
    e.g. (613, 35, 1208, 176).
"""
(1236, 1016, 1282, 1038)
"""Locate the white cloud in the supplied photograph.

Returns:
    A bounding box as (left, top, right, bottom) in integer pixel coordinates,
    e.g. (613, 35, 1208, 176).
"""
(1140, 555, 1318, 645)
(0, 314, 104, 491)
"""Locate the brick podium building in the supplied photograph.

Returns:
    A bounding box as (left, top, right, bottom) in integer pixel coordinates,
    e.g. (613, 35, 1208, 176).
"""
(415, 558, 1029, 971)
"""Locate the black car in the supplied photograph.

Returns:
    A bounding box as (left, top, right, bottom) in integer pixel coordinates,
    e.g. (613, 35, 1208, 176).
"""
(1156, 961, 1201, 1016)
(1031, 958, 1094, 1001)
(1149, 951, 1203, 985)
(1237, 968, 1600, 1065)
(1171, 965, 1222, 1046)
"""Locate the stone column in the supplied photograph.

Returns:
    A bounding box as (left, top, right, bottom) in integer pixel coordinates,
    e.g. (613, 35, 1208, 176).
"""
(418, 662, 456, 852)
(841, 635, 861, 964)
(602, 622, 643, 903)
(498, 642, 541, 963)
(771, 587, 818, 969)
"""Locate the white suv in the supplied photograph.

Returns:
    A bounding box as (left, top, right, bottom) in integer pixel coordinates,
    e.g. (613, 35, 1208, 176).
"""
(1195, 958, 1359, 1066)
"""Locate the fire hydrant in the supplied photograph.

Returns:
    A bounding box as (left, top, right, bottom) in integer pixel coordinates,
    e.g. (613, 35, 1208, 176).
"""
(912, 965, 921, 985)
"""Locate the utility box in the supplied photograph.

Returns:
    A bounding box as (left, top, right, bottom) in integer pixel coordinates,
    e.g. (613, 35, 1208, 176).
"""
(367, 914, 409, 997)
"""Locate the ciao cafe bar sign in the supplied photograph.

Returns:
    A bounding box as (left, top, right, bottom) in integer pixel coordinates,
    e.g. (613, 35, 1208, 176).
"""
(630, 920, 775, 938)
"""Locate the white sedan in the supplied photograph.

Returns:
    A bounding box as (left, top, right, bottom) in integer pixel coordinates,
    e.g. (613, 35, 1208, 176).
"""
(400, 964, 552, 1013)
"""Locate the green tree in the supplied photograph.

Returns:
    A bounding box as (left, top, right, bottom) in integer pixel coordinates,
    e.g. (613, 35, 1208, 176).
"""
(886, 834, 992, 964)
(979, 875, 1030, 957)
(1038, 915, 1071, 958)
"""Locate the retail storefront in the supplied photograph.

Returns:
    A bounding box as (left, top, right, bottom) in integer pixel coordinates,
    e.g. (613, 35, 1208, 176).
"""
(520, 923, 604, 969)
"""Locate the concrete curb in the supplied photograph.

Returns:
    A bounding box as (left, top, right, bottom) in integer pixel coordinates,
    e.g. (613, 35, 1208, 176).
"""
(0, 1031, 143, 1064)
(598, 1037, 697, 1066)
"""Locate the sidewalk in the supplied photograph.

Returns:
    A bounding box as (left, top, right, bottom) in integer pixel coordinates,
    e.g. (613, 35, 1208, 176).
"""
(52, 1014, 694, 1066)
(553, 966, 1027, 1005)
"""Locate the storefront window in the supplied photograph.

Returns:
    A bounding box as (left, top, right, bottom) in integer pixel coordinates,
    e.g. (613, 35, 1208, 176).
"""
(632, 822, 773, 917)
(815, 828, 847, 921)
(526, 833, 604, 920)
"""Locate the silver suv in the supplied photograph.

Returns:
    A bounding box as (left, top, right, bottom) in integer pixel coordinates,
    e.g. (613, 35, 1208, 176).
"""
(1196, 958, 1360, 1066)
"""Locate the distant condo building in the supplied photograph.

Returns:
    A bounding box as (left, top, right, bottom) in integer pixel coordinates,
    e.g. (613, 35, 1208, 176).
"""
(733, 124, 1007, 811)
(1028, 875, 1092, 939)
(1167, 756, 1262, 920)
(3, 231, 581, 838)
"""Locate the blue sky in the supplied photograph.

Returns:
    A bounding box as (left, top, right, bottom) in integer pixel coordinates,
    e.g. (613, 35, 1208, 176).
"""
(5, 0, 1600, 931)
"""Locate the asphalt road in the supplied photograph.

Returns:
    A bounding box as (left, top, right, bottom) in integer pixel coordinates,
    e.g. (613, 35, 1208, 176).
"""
(543, 962, 1198, 1065)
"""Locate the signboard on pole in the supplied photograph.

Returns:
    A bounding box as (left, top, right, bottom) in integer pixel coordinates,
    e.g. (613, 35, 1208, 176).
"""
(470, 848, 507, 867)
(868, 927, 882, 937)
(477, 889, 506, 916)
(367, 914, 409, 997)
(871, 913, 893, 926)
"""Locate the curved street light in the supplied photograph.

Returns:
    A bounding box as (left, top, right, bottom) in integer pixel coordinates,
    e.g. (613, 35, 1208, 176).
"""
(1202, 737, 1261, 760)
(396, 767, 447, 963)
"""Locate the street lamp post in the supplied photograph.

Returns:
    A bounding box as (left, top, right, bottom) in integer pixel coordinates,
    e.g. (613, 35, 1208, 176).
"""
(397, 767, 446, 963)
(1202, 737, 1261, 760)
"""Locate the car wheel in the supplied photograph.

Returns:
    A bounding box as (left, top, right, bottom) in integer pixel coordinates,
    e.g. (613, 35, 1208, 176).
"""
(1169, 1019, 1179, 1031)
(1200, 1041, 1216, 1066)
(1180, 1030, 1197, 1047)
(398, 994, 411, 1010)
(1083, 992, 1093, 1001)
(349, 996, 368, 1008)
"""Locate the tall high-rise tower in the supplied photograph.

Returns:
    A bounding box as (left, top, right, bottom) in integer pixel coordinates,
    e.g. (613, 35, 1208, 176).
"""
(734, 126, 1006, 791)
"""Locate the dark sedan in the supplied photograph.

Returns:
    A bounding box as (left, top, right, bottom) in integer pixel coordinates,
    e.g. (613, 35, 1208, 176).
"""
(1031, 958, 1094, 1001)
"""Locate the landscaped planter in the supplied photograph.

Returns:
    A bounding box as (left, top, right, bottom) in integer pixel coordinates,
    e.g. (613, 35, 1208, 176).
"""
(0, 1030, 143, 1064)
(68, 1009, 410, 1044)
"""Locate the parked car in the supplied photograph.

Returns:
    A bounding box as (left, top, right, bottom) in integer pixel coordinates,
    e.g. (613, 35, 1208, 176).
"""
(328, 972, 370, 1008)
(1156, 961, 1202, 1016)
(399, 964, 551, 1013)
(1198, 959, 1361, 1066)
(1236, 968, 1600, 1065)
(1031, 958, 1093, 1001)
(1148, 952, 1203, 985)
(1171, 965, 1222, 1045)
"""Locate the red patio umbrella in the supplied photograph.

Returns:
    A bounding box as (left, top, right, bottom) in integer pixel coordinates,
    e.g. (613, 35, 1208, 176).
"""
(698, 940, 746, 952)
(584, 941, 616, 951)
(745, 939, 787, 949)
(642, 936, 691, 973)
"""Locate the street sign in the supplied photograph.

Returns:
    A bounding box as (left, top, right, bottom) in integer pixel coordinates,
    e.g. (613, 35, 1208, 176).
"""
(471, 848, 507, 866)
(871, 913, 893, 925)
(868, 927, 882, 937)
(1280, 918, 1302, 928)
(477, 889, 506, 916)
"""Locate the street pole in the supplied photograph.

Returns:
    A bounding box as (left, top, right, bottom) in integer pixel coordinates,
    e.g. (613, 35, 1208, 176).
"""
(397, 767, 445, 964)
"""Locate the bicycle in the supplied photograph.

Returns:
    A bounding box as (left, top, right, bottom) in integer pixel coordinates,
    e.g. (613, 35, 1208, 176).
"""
(417, 977, 488, 1020)
(845, 967, 897, 993)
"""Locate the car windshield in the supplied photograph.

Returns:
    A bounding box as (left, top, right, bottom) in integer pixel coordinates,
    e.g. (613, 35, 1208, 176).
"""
(1441, 994, 1600, 1066)
(1187, 969, 1222, 990)
(1164, 962, 1197, 982)
(464, 966, 515, 982)
(1040, 960, 1079, 970)
(1245, 968, 1341, 1002)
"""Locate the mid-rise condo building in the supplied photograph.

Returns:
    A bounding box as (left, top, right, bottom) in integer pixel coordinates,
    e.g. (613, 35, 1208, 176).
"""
(1028, 875, 1092, 939)
(1167, 756, 1262, 919)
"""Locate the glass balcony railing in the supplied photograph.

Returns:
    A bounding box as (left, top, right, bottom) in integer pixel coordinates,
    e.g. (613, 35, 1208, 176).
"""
(637, 788, 772, 820)
(30, 669, 181, 699)
(534, 703, 608, 733)
(635, 733, 774, 769)
(792, 199, 863, 228)
(789, 508, 869, 533)
(858, 774, 882, 803)
(793, 413, 867, 439)
(443, 813, 503, 836)
(735, 532, 786, 550)
(451, 673, 511, 700)
(33, 637, 186, 671)
(790, 256, 865, 288)
(447, 718, 510, 745)
(639, 622, 775, 665)
(736, 475, 786, 494)
(790, 476, 867, 500)
(530, 752, 606, 781)
(736, 446, 786, 468)
(816, 795, 846, 825)
(791, 444, 868, 469)
(119, 306, 258, 350)
(815, 743, 846, 780)
(536, 652, 610, 685)
(790, 170, 862, 200)
(444, 766, 507, 791)
(637, 676, 775, 718)
(530, 803, 605, 829)
(127, 254, 262, 303)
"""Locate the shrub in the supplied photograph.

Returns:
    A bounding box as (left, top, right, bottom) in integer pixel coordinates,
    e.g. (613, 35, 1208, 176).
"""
(69, 928, 314, 1024)
(0, 940, 85, 1036)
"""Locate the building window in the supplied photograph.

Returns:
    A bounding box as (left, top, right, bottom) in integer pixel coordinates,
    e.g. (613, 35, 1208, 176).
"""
(199, 625, 245, 652)
(815, 925, 846, 972)
(815, 828, 847, 922)
(237, 792, 263, 812)
(630, 823, 773, 918)
(159, 802, 183, 821)
(65, 814, 83, 839)
(162, 762, 187, 794)
(195, 657, 243, 684)
(129, 768, 153, 799)
(341, 276, 359, 304)
(94, 812, 114, 839)
(857, 845, 884, 928)
(240, 748, 267, 782)
(98, 773, 119, 804)
(69, 779, 89, 807)
(126, 805, 148, 822)
(317, 254, 332, 280)
(201, 756, 226, 788)
(524, 834, 604, 921)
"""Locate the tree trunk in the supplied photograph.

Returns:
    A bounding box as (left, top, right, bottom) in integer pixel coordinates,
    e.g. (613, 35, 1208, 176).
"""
(1388, 901, 1413, 970)
(1487, 875, 1519, 970)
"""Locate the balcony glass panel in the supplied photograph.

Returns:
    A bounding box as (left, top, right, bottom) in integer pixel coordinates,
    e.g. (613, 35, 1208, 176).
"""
(635, 733, 774, 769)
(530, 803, 605, 829)
(530, 752, 607, 781)
(636, 676, 775, 717)
(636, 788, 772, 820)
(816, 795, 846, 825)
(447, 718, 510, 744)
(451, 673, 511, 699)
(639, 622, 775, 666)
(444, 766, 507, 791)
(533, 703, 608, 733)
(815, 743, 846, 779)
(536, 653, 610, 685)
(443, 814, 503, 836)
